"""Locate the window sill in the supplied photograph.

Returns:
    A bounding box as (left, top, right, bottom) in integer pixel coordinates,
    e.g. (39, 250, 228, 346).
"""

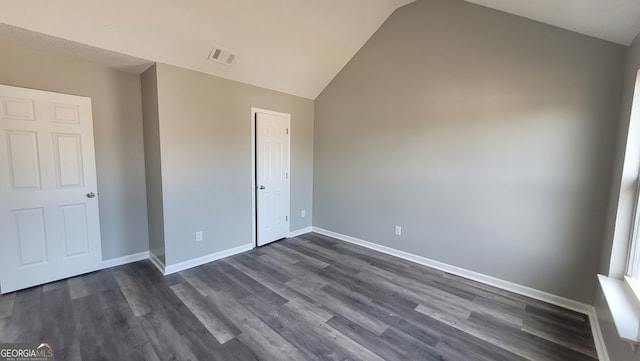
(626, 276, 640, 304)
(598, 274, 640, 348)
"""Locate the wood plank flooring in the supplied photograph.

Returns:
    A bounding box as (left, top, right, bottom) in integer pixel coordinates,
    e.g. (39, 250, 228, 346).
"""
(0, 233, 598, 360)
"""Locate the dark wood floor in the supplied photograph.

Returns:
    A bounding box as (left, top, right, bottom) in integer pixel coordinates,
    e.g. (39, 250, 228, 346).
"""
(0, 233, 597, 361)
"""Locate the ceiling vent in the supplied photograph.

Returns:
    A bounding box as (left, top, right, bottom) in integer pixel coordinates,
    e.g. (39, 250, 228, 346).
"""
(208, 46, 236, 65)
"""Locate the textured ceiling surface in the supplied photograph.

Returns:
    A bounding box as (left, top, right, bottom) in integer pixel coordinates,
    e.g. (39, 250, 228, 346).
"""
(0, 0, 638, 99)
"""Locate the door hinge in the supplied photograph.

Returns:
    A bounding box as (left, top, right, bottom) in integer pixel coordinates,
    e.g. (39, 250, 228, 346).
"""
(286, 172, 289, 179)
(286, 128, 289, 135)
(286, 216, 288, 222)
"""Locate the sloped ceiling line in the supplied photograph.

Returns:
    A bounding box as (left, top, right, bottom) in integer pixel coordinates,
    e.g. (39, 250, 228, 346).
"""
(0, 0, 638, 99)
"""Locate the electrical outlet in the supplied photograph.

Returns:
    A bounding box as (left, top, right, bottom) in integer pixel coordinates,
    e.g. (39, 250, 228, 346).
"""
(395, 226, 402, 236)
(301, 210, 306, 218)
(195, 231, 203, 242)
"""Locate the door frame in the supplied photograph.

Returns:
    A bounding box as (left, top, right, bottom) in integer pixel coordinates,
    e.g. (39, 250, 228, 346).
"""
(251, 107, 291, 247)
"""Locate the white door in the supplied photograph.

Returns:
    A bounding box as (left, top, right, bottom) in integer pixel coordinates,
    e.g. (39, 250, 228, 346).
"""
(0, 84, 102, 294)
(255, 109, 290, 246)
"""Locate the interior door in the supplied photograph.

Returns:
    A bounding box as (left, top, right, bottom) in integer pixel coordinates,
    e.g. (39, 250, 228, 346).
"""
(0, 84, 102, 294)
(256, 110, 290, 246)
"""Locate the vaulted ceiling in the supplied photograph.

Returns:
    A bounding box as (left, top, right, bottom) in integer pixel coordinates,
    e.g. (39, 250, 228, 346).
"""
(0, 0, 414, 99)
(465, 0, 640, 46)
(0, 0, 639, 99)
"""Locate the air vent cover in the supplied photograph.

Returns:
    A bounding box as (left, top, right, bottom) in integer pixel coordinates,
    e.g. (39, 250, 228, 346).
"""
(208, 46, 236, 65)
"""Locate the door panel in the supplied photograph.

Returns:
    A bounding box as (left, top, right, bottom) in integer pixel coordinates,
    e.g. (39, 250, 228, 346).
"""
(53, 133, 84, 187)
(59, 204, 89, 257)
(256, 110, 290, 247)
(2, 97, 35, 121)
(14, 208, 48, 266)
(0, 84, 102, 294)
(6, 131, 41, 189)
(52, 103, 79, 124)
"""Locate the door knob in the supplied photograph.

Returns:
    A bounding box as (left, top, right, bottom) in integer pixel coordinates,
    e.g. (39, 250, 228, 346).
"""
(87, 192, 96, 198)
(259, 185, 266, 190)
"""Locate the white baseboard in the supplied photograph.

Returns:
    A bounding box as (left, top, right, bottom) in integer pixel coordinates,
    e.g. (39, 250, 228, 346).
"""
(163, 242, 255, 275)
(312, 227, 591, 313)
(311, 227, 609, 360)
(289, 226, 313, 238)
(101, 251, 149, 269)
(97, 228, 610, 361)
(149, 252, 166, 275)
(587, 306, 610, 361)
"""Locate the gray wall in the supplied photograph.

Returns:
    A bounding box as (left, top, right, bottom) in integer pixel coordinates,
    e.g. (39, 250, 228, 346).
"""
(597, 31, 640, 361)
(153, 63, 314, 266)
(0, 40, 149, 260)
(313, 0, 626, 303)
(141, 65, 166, 263)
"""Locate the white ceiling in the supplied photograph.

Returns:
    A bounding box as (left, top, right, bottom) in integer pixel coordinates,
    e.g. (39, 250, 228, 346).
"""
(0, 0, 638, 99)
(465, 0, 640, 46)
(0, 0, 413, 99)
